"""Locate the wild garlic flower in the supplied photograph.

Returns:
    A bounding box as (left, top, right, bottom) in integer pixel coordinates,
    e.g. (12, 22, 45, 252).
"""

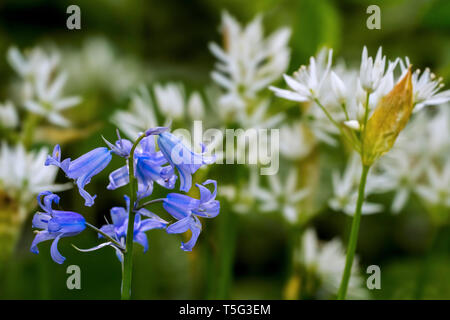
(0, 143, 70, 216)
(271, 48, 333, 103)
(253, 168, 309, 223)
(359, 46, 398, 93)
(8, 46, 81, 127)
(0, 101, 19, 129)
(210, 11, 291, 109)
(295, 229, 368, 299)
(7, 46, 59, 81)
(24, 66, 81, 127)
(400, 58, 450, 111)
(329, 153, 383, 215)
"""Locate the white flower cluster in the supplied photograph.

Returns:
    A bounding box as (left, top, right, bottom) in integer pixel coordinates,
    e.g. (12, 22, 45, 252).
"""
(210, 11, 291, 113)
(296, 229, 368, 299)
(272, 46, 450, 142)
(7, 46, 81, 127)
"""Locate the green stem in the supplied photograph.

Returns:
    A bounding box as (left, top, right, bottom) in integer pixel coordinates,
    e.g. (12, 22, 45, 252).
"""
(337, 164, 370, 300)
(121, 132, 146, 300)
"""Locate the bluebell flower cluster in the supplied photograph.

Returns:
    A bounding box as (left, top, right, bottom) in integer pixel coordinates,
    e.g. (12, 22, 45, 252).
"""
(31, 127, 219, 264)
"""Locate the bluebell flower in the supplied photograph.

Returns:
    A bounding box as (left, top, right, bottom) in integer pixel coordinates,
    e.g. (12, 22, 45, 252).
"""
(99, 196, 168, 258)
(30, 191, 86, 264)
(45, 145, 112, 207)
(157, 132, 215, 192)
(164, 180, 219, 251)
(107, 135, 177, 198)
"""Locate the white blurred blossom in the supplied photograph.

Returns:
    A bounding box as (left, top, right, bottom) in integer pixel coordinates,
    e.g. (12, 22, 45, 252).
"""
(7, 46, 81, 127)
(0, 143, 70, 218)
(253, 168, 309, 223)
(279, 121, 315, 160)
(296, 229, 368, 299)
(63, 37, 143, 97)
(210, 12, 290, 109)
(0, 101, 19, 129)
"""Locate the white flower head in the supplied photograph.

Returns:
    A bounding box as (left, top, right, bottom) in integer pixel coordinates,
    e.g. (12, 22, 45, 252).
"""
(400, 57, 450, 111)
(359, 46, 398, 93)
(271, 48, 333, 102)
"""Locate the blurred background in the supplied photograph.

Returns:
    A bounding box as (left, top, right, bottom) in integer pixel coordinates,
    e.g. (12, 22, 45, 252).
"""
(0, 0, 449, 299)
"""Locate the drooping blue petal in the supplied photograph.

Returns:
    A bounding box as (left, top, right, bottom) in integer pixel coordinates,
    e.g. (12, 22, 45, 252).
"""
(134, 232, 149, 252)
(181, 216, 202, 252)
(166, 216, 191, 234)
(110, 195, 130, 227)
(30, 231, 55, 254)
(50, 235, 65, 264)
(107, 165, 129, 190)
(197, 180, 217, 203)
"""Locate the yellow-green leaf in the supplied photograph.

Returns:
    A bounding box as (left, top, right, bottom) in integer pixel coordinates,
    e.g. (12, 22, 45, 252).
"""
(362, 68, 413, 166)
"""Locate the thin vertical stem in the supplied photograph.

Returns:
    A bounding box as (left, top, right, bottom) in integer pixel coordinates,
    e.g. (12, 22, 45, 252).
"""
(121, 133, 146, 300)
(337, 164, 370, 300)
